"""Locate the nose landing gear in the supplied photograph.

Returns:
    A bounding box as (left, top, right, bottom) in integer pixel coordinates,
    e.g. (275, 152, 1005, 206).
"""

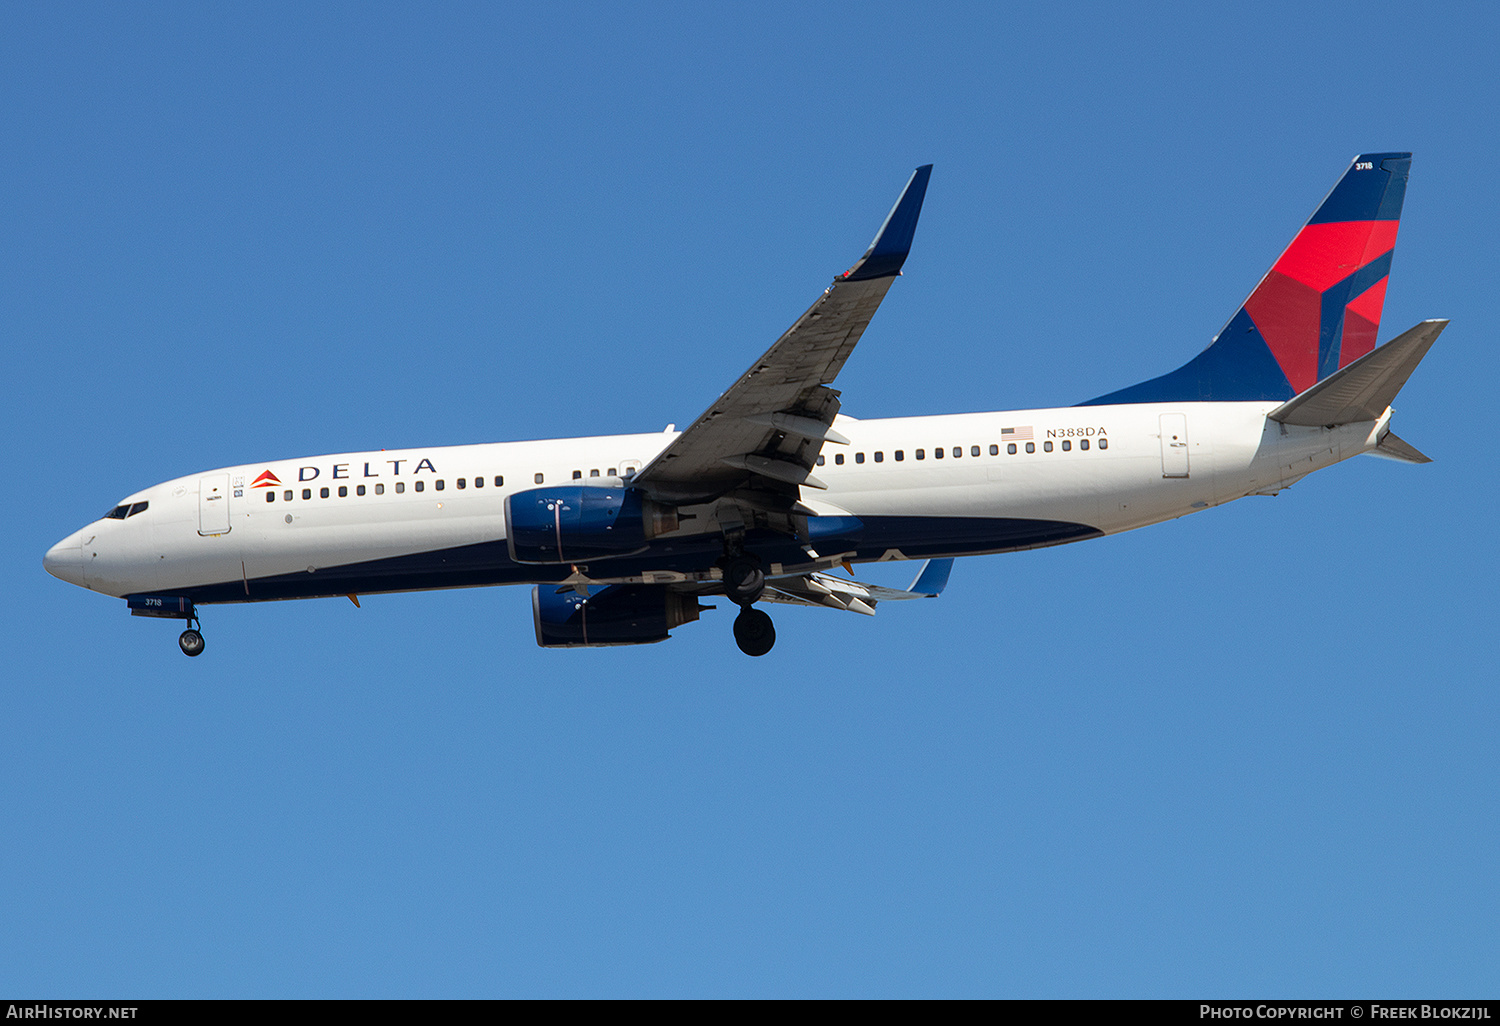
(175, 606, 205, 657)
(178, 628, 205, 657)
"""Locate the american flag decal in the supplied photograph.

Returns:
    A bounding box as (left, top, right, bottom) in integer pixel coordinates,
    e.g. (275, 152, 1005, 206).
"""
(1000, 426, 1034, 441)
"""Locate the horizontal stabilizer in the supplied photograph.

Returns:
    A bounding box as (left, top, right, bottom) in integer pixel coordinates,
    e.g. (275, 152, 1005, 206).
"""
(1268, 319, 1446, 427)
(1370, 430, 1432, 464)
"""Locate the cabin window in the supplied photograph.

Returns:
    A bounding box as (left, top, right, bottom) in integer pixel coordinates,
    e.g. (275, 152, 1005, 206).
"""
(1062, 440, 1071, 451)
(895, 450, 904, 461)
(835, 453, 845, 465)
(953, 447, 962, 458)
(606, 468, 615, 477)
(874, 451, 884, 463)
(817, 455, 826, 466)
(989, 444, 999, 455)
(321, 487, 330, 498)
(535, 473, 544, 484)
(1008, 444, 1017, 454)
(414, 481, 425, 492)
(458, 478, 467, 489)
(1098, 438, 1108, 450)
(1043, 441, 1053, 452)
(357, 485, 366, 496)
(589, 469, 599, 478)
(473, 476, 484, 488)
(494, 476, 504, 487)
(266, 491, 275, 503)
(1080, 439, 1090, 450)
(435, 480, 445, 491)
(572, 470, 582, 480)
(338, 486, 348, 497)
(284, 490, 293, 501)
(303, 488, 312, 500)
(396, 482, 405, 494)
(1025, 443, 1035, 454)
(934, 447, 944, 459)
(375, 484, 385, 495)
(855, 452, 865, 464)
(915, 449, 925, 460)
(971, 446, 981, 457)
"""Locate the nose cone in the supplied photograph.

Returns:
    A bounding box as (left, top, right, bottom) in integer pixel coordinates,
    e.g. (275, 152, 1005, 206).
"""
(44, 532, 87, 589)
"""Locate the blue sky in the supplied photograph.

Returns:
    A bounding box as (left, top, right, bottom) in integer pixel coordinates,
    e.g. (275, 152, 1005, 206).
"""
(5, 1, 1498, 997)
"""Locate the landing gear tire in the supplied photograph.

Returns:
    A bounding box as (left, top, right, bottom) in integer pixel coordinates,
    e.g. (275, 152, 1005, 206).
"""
(723, 559, 765, 605)
(178, 629, 205, 657)
(733, 607, 776, 657)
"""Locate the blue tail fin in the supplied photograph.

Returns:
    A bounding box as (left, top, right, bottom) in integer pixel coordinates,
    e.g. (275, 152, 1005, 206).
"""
(1081, 153, 1411, 406)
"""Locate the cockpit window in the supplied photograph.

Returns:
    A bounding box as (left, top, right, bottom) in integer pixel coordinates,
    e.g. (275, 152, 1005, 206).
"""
(104, 501, 149, 520)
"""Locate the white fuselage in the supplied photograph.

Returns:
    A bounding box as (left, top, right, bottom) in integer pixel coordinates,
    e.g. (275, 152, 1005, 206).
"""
(45, 400, 1388, 602)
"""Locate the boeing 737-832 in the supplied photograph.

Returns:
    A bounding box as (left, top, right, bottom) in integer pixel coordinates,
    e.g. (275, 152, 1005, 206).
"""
(44, 155, 1442, 657)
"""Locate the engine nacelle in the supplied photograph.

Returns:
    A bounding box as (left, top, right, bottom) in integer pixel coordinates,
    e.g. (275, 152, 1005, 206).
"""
(532, 584, 703, 648)
(505, 486, 678, 564)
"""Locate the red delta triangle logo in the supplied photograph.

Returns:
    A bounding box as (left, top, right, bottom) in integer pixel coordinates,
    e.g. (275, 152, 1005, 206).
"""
(251, 470, 282, 489)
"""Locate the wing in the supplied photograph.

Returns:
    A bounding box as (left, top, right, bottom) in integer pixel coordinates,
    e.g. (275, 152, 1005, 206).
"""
(759, 558, 954, 616)
(632, 165, 933, 505)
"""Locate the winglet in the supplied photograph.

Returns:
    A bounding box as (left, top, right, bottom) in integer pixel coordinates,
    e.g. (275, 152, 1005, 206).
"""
(907, 558, 953, 597)
(841, 165, 933, 281)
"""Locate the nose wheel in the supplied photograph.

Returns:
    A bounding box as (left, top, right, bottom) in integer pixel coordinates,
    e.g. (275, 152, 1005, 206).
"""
(175, 607, 205, 657)
(178, 628, 205, 657)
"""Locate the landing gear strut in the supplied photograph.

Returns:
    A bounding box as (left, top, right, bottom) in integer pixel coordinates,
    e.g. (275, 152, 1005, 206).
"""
(177, 607, 205, 657)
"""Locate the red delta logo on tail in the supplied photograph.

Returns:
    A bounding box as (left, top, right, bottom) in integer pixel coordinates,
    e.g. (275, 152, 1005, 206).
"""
(1080, 152, 1412, 408)
(251, 470, 281, 489)
(1240, 152, 1410, 395)
(1243, 213, 1402, 392)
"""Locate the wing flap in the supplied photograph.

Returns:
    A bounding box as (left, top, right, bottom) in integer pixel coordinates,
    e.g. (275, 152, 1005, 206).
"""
(761, 559, 955, 616)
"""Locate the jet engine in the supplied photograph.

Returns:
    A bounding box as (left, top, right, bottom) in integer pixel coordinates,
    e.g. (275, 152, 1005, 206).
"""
(532, 584, 704, 648)
(505, 487, 678, 564)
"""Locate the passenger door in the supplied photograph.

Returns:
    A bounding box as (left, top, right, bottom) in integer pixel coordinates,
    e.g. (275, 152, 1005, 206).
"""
(198, 474, 232, 535)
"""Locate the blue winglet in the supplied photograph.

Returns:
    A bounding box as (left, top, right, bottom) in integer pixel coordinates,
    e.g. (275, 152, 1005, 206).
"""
(842, 164, 933, 281)
(907, 558, 953, 597)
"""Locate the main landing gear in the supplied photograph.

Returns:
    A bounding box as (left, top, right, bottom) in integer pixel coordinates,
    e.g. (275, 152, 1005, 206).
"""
(721, 555, 775, 657)
(732, 606, 775, 657)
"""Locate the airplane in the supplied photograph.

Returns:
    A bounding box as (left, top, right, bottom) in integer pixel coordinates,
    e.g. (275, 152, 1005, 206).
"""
(44, 153, 1443, 658)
